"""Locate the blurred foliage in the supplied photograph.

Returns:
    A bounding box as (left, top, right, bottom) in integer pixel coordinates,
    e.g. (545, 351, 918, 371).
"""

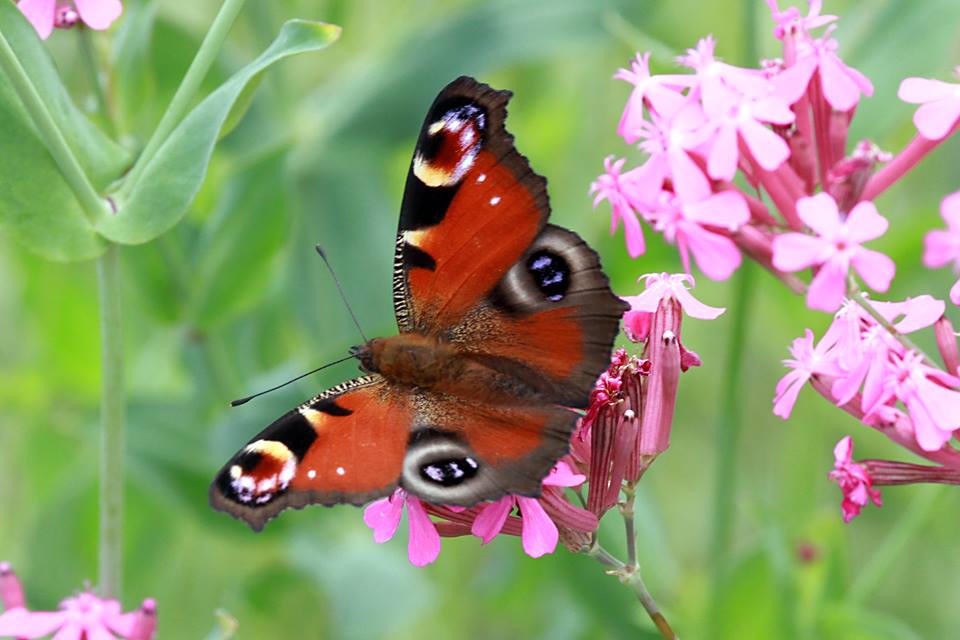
(2, 0, 960, 638)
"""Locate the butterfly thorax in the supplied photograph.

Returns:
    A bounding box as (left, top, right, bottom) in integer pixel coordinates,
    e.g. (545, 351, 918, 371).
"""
(355, 334, 466, 389)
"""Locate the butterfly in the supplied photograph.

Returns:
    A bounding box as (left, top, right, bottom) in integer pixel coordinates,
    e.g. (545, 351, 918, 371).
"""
(210, 76, 627, 531)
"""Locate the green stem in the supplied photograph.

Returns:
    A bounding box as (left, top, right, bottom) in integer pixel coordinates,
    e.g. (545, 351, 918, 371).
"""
(119, 0, 246, 197)
(708, 263, 755, 619)
(97, 245, 125, 599)
(585, 543, 678, 639)
(621, 480, 638, 568)
(846, 486, 943, 604)
(77, 26, 116, 137)
(0, 27, 108, 224)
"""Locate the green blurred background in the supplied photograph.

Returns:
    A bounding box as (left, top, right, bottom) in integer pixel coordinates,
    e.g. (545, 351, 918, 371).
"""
(2, 0, 960, 637)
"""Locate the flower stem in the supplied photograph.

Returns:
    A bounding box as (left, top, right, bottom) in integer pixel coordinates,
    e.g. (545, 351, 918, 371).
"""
(708, 262, 754, 622)
(77, 26, 116, 137)
(119, 0, 247, 197)
(0, 27, 108, 224)
(620, 480, 638, 568)
(585, 542, 678, 639)
(97, 245, 125, 599)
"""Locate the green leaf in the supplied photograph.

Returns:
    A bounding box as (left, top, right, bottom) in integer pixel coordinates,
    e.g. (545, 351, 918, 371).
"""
(97, 20, 341, 245)
(0, 78, 105, 261)
(0, 0, 130, 189)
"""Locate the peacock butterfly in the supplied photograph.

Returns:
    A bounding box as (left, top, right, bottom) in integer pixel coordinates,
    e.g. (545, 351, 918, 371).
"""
(210, 76, 628, 531)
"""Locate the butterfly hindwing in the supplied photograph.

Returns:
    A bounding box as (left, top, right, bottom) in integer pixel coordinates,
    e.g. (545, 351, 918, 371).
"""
(210, 375, 412, 530)
(398, 396, 577, 505)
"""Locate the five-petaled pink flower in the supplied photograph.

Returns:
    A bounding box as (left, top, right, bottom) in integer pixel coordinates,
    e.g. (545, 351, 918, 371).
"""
(590, 156, 649, 257)
(923, 190, 960, 304)
(774, 328, 841, 419)
(623, 272, 726, 322)
(17, 0, 121, 40)
(363, 488, 441, 566)
(898, 71, 960, 141)
(828, 436, 882, 522)
(0, 591, 142, 640)
(772, 193, 895, 312)
(471, 462, 585, 558)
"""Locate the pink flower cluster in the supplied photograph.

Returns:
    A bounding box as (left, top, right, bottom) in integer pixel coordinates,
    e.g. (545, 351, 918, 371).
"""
(593, 1, 960, 522)
(363, 273, 721, 565)
(0, 563, 156, 640)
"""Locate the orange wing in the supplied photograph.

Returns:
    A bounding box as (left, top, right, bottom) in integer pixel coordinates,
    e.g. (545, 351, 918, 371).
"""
(210, 376, 411, 531)
(392, 77, 549, 332)
(391, 77, 626, 409)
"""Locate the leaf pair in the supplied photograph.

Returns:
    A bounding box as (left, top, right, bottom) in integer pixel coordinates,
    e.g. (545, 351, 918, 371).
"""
(0, 3, 340, 261)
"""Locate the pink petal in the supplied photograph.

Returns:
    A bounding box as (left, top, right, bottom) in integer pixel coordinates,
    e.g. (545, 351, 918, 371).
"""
(363, 492, 404, 543)
(878, 295, 945, 334)
(670, 282, 726, 319)
(542, 461, 586, 488)
(16, 0, 55, 39)
(806, 259, 848, 312)
(923, 229, 960, 268)
(679, 222, 742, 280)
(739, 116, 790, 170)
(852, 248, 895, 293)
(942, 191, 960, 228)
(773, 369, 807, 419)
(951, 279, 960, 306)
(86, 623, 118, 640)
(517, 497, 559, 558)
(844, 201, 888, 243)
(74, 0, 122, 30)
(707, 122, 739, 180)
(405, 496, 441, 566)
(772, 232, 826, 271)
(913, 98, 960, 141)
(668, 148, 711, 204)
(771, 56, 817, 105)
(797, 193, 841, 237)
(621, 209, 646, 257)
(0, 608, 68, 638)
(833, 435, 853, 464)
(897, 77, 957, 104)
(52, 622, 83, 640)
(623, 309, 652, 342)
(819, 53, 868, 111)
(683, 191, 749, 230)
(750, 96, 795, 125)
(470, 497, 513, 544)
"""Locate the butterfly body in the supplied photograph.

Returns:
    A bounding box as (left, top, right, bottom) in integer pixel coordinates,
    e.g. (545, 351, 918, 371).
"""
(211, 77, 627, 531)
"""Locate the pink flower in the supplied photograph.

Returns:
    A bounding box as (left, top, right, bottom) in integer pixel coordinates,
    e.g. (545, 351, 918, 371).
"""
(923, 191, 960, 304)
(880, 351, 960, 452)
(363, 489, 441, 566)
(623, 272, 725, 321)
(590, 157, 649, 257)
(17, 0, 121, 39)
(772, 193, 895, 312)
(774, 328, 842, 418)
(471, 462, 585, 558)
(766, 0, 836, 40)
(898, 72, 960, 141)
(650, 188, 749, 281)
(828, 436, 882, 522)
(614, 53, 689, 144)
(0, 591, 138, 640)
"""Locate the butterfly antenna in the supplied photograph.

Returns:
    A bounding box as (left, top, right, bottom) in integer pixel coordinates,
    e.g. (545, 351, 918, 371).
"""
(315, 244, 370, 344)
(230, 354, 356, 407)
